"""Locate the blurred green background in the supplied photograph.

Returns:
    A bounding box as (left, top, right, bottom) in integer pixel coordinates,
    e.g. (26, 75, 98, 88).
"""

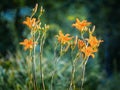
(0, 0, 120, 90)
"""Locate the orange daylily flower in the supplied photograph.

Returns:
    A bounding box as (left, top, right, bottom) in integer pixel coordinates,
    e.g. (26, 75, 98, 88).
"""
(20, 39, 36, 50)
(87, 35, 103, 48)
(81, 46, 97, 58)
(78, 39, 85, 51)
(56, 31, 73, 45)
(72, 18, 91, 32)
(23, 17, 41, 32)
(23, 17, 36, 29)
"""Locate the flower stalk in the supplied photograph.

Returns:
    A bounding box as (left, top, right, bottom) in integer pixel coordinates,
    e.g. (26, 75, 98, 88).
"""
(39, 32, 46, 90)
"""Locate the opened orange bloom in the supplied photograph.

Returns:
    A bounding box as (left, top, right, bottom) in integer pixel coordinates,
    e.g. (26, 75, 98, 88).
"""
(81, 46, 97, 58)
(72, 18, 91, 32)
(56, 31, 73, 44)
(78, 39, 85, 51)
(20, 39, 36, 50)
(23, 17, 36, 29)
(87, 35, 103, 48)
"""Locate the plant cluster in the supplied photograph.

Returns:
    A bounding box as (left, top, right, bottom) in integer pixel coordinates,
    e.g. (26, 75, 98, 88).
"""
(19, 4, 103, 90)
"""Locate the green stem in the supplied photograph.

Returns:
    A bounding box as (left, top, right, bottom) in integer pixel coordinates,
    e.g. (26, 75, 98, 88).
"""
(39, 32, 45, 90)
(51, 56, 61, 90)
(81, 59, 88, 90)
(28, 50, 32, 90)
(32, 33, 37, 90)
(51, 43, 64, 90)
(69, 52, 80, 90)
(51, 43, 58, 90)
(69, 60, 76, 90)
(60, 44, 63, 56)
